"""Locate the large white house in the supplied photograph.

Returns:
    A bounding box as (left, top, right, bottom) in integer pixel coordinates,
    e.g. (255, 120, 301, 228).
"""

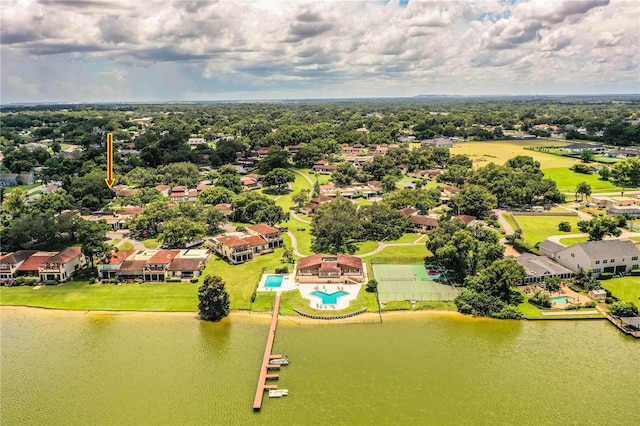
(540, 239, 640, 277)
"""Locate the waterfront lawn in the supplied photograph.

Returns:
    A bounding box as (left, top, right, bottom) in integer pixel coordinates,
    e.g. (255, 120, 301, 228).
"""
(451, 140, 575, 169)
(414, 301, 457, 311)
(513, 215, 583, 246)
(0, 281, 199, 311)
(601, 277, 640, 309)
(543, 167, 626, 194)
(381, 301, 412, 311)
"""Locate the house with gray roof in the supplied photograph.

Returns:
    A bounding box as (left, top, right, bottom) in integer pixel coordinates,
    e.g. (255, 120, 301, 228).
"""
(543, 239, 640, 277)
(514, 253, 574, 285)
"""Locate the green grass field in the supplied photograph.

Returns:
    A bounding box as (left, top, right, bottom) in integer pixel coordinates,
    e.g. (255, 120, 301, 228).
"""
(143, 239, 160, 249)
(558, 236, 589, 246)
(385, 233, 422, 244)
(512, 214, 583, 246)
(452, 140, 575, 169)
(601, 277, 640, 309)
(543, 167, 626, 194)
(4, 183, 40, 194)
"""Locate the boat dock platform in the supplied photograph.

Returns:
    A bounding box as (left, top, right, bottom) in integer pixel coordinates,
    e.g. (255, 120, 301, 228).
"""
(253, 293, 282, 411)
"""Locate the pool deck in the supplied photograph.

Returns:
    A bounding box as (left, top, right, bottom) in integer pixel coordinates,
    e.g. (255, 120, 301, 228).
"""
(298, 283, 361, 310)
(257, 273, 296, 292)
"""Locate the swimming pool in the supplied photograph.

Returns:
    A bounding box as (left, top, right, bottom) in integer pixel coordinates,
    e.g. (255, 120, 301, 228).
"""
(311, 290, 349, 304)
(551, 296, 574, 304)
(265, 275, 284, 288)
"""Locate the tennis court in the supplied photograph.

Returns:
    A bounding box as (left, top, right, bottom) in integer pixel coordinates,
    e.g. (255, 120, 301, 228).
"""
(372, 264, 460, 303)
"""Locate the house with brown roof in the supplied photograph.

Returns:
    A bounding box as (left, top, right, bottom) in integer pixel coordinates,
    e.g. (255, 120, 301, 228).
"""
(247, 224, 283, 250)
(312, 164, 338, 174)
(295, 253, 365, 284)
(399, 207, 419, 217)
(15, 252, 56, 278)
(167, 250, 209, 279)
(453, 215, 478, 226)
(410, 215, 439, 233)
(38, 247, 86, 282)
(144, 250, 180, 281)
(241, 176, 260, 191)
(97, 249, 136, 280)
(0, 250, 37, 283)
(302, 196, 334, 214)
(213, 235, 254, 264)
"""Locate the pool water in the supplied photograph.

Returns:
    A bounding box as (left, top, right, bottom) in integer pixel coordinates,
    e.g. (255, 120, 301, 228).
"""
(311, 290, 349, 304)
(551, 296, 574, 304)
(265, 275, 284, 288)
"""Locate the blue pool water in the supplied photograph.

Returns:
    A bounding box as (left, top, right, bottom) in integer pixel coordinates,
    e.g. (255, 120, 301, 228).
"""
(311, 290, 349, 304)
(265, 275, 284, 288)
(551, 296, 574, 304)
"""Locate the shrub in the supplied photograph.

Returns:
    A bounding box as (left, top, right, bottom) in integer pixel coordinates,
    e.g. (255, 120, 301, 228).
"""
(558, 221, 572, 232)
(45, 280, 58, 286)
(491, 305, 523, 319)
(599, 272, 613, 280)
(569, 284, 583, 293)
(565, 304, 581, 310)
(609, 301, 639, 317)
(583, 301, 596, 308)
(275, 266, 289, 274)
(529, 290, 552, 308)
(571, 164, 594, 174)
(190, 278, 199, 283)
(88, 277, 96, 284)
(630, 269, 640, 276)
(23, 279, 37, 286)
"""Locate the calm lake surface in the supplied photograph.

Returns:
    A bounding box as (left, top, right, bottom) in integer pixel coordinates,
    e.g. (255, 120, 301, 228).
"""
(1, 309, 638, 426)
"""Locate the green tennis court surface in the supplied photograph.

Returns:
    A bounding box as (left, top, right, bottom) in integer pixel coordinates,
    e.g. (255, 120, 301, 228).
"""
(372, 264, 460, 302)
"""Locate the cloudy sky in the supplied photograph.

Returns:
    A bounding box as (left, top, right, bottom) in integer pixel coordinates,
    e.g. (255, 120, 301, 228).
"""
(1, 0, 639, 103)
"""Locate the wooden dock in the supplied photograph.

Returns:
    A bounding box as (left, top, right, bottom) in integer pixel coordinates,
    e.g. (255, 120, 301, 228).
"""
(253, 293, 282, 411)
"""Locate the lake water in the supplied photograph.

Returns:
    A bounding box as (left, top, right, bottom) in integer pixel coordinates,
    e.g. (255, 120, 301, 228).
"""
(1, 309, 638, 425)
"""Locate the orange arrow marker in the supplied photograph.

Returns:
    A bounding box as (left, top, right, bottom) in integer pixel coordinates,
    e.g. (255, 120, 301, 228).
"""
(105, 133, 115, 188)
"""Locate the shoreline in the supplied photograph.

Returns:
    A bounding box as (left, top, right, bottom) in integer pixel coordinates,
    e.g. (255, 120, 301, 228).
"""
(0, 305, 461, 319)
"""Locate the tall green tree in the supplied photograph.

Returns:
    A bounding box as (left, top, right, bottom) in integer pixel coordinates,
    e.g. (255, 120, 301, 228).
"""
(160, 217, 207, 248)
(311, 196, 362, 254)
(198, 275, 231, 322)
(198, 186, 235, 205)
(575, 181, 592, 201)
(358, 203, 410, 241)
(578, 216, 621, 241)
(77, 218, 112, 267)
(263, 168, 295, 193)
(450, 184, 498, 218)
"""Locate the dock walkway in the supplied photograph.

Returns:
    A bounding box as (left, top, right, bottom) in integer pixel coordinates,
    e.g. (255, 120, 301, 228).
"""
(253, 292, 282, 411)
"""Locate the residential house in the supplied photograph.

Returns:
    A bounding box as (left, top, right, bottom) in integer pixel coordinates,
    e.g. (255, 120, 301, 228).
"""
(453, 215, 478, 226)
(257, 148, 270, 158)
(411, 215, 439, 233)
(213, 235, 255, 264)
(156, 185, 171, 197)
(247, 224, 283, 249)
(591, 196, 640, 216)
(38, 247, 86, 282)
(0, 172, 35, 186)
(144, 250, 180, 281)
(312, 163, 338, 174)
(15, 252, 56, 279)
(399, 207, 419, 217)
(303, 196, 334, 214)
(421, 137, 455, 148)
(97, 250, 136, 280)
(295, 253, 365, 284)
(187, 135, 207, 147)
(341, 146, 364, 155)
(0, 250, 37, 283)
(441, 186, 460, 198)
(514, 253, 574, 285)
(171, 186, 188, 202)
(285, 145, 304, 154)
(167, 249, 209, 279)
(213, 203, 234, 218)
(241, 176, 260, 191)
(541, 239, 640, 277)
(343, 154, 374, 164)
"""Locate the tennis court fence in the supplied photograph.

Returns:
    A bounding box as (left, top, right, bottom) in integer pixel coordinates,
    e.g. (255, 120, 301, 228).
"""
(379, 291, 459, 302)
(370, 256, 426, 265)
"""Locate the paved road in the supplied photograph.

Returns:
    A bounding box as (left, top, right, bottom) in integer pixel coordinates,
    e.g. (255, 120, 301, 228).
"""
(289, 210, 311, 224)
(495, 210, 515, 235)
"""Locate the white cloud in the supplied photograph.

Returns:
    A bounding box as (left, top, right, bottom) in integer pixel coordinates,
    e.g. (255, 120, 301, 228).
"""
(0, 0, 638, 102)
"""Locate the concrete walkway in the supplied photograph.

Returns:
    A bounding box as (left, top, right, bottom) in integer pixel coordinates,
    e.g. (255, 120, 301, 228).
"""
(495, 210, 516, 235)
(289, 211, 311, 224)
(286, 231, 305, 257)
(288, 168, 314, 188)
(554, 203, 593, 220)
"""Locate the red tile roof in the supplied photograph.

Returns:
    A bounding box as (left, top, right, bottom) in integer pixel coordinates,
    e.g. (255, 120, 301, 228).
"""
(121, 207, 144, 216)
(247, 224, 280, 235)
(336, 253, 363, 271)
(102, 250, 135, 265)
(454, 215, 477, 224)
(399, 207, 419, 216)
(319, 261, 340, 273)
(16, 255, 53, 272)
(46, 247, 82, 264)
(173, 186, 187, 192)
(411, 215, 439, 227)
(0, 250, 37, 266)
(244, 235, 267, 247)
(148, 250, 180, 264)
(296, 253, 323, 270)
(217, 235, 250, 248)
(119, 259, 148, 271)
(296, 253, 363, 272)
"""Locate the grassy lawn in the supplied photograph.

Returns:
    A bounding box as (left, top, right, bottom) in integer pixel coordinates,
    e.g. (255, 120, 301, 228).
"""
(0, 281, 199, 311)
(282, 217, 313, 255)
(385, 233, 421, 244)
(512, 214, 583, 246)
(119, 241, 135, 250)
(504, 213, 519, 233)
(354, 240, 379, 255)
(543, 167, 627, 194)
(297, 168, 331, 185)
(601, 277, 640, 309)
(199, 249, 287, 309)
(142, 239, 160, 249)
(414, 301, 457, 311)
(452, 140, 576, 169)
(361, 244, 431, 262)
(559, 236, 589, 246)
(4, 183, 40, 193)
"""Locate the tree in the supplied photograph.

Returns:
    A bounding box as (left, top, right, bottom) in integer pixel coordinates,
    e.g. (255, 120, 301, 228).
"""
(358, 203, 411, 241)
(543, 276, 562, 293)
(381, 174, 399, 192)
(580, 149, 595, 163)
(598, 166, 610, 181)
(382, 188, 439, 214)
(232, 191, 285, 225)
(331, 163, 358, 186)
(578, 216, 621, 241)
(199, 186, 235, 205)
(124, 167, 157, 188)
(609, 301, 638, 318)
(204, 206, 226, 235)
(2, 189, 26, 218)
(449, 185, 498, 218)
(366, 279, 378, 293)
(160, 217, 207, 248)
(126, 199, 175, 237)
(611, 157, 640, 188)
(216, 165, 243, 194)
(282, 245, 295, 264)
(558, 221, 572, 232)
(311, 196, 362, 254)
(263, 168, 295, 193)
(157, 162, 200, 187)
(68, 170, 115, 210)
(292, 189, 310, 209)
(198, 275, 231, 322)
(575, 181, 591, 201)
(77, 218, 112, 267)
(259, 146, 290, 173)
